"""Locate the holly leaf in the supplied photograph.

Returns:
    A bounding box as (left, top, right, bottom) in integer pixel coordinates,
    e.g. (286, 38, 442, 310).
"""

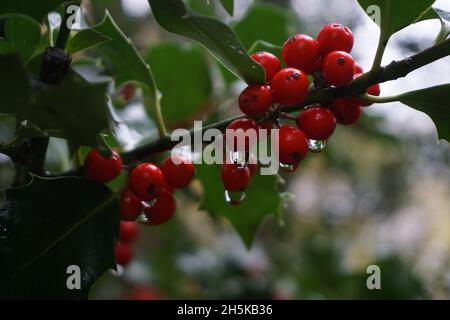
(0, 176, 120, 299)
(233, 2, 295, 50)
(219, 0, 234, 16)
(145, 42, 212, 125)
(92, 12, 159, 118)
(66, 28, 111, 56)
(0, 0, 68, 23)
(357, 0, 435, 39)
(248, 40, 283, 63)
(196, 163, 283, 248)
(147, 0, 265, 84)
(0, 15, 42, 64)
(399, 84, 450, 142)
(0, 55, 112, 147)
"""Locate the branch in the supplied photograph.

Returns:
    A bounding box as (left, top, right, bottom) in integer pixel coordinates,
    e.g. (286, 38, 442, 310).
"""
(44, 38, 450, 174)
(121, 38, 450, 163)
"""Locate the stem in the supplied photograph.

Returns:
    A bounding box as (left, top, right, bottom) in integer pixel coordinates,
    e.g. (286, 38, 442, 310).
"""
(55, 4, 75, 50)
(434, 21, 449, 45)
(121, 115, 242, 163)
(154, 97, 168, 137)
(360, 93, 403, 104)
(49, 38, 450, 173)
(371, 31, 388, 72)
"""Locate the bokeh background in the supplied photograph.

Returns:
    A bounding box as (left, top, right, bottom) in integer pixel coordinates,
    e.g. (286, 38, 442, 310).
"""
(2, 0, 450, 299)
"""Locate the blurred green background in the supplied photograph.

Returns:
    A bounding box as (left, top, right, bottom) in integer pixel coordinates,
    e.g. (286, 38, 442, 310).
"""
(1, 0, 450, 299)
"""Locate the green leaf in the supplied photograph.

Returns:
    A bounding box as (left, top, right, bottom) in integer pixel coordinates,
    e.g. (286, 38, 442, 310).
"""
(398, 84, 450, 141)
(0, 0, 68, 23)
(357, 0, 435, 38)
(233, 3, 295, 50)
(196, 163, 282, 247)
(0, 15, 41, 63)
(433, 8, 450, 41)
(0, 176, 120, 299)
(220, 3, 293, 85)
(145, 42, 212, 125)
(66, 28, 111, 55)
(148, 0, 264, 84)
(248, 40, 283, 63)
(219, 0, 234, 16)
(92, 12, 158, 116)
(0, 55, 112, 147)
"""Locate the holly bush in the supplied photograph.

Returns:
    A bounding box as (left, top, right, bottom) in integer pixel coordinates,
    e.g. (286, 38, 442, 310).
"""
(0, 0, 449, 299)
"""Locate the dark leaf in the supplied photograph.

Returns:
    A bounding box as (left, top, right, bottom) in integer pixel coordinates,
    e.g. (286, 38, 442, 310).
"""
(399, 84, 450, 142)
(148, 0, 264, 84)
(196, 162, 283, 248)
(0, 176, 120, 299)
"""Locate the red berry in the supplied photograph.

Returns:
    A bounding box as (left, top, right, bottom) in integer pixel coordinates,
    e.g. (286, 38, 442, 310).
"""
(84, 149, 122, 183)
(161, 155, 195, 189)
(278, 125, 309, 166)
(163, 181, 175, 194)
(120, 221, 139, 243)
(247, 154, 258, 177)
(225, 118, 259, 152)
(331, 98, 362, 125)
(354, 63, 364, 74)
(121, 191, 143, 221)
(121, 83, 136, 102)
(353, 73, 381, 107)
(129, 163, 165, 201)
(239, 85, 273, 116)
(221, 163, 252, 192)
(317, 23, 354, 57)
(296, 106, 337, 140)
(144, 190, 176, 226)
(251, 51, 281, 82)
(271, 68, 309, 106)
(321, 51, 355, 87)
(128, 287, 160, 300)
(115, 242, 133, 266)
(365, 83, 381, 106)
(282, 34, 320, 74)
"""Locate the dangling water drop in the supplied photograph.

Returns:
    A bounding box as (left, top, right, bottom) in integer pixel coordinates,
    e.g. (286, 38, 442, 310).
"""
(279, 162, 299, 173)
(308, 139, 327, 153)
(225, 190, 246, 205)
(230, 150, 248, 168)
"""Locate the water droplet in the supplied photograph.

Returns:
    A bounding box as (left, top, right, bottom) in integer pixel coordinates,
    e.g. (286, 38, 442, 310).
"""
(308, 139, 327, 153)
(112, 265, 125, 276)
(0, 224, 10, 243)
(279, 162, 299, 173)
(225, 190, 246, 205)
(230, 151, 248, 167)
(137, 212, 149, 224)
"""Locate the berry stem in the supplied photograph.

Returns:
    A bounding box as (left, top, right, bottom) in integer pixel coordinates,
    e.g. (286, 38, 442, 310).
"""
(279, 112, 296, 120)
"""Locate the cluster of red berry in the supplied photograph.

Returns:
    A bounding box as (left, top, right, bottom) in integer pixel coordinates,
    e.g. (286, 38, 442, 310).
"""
(84, 150, 195, 266)
(222, 23, 381, 192)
